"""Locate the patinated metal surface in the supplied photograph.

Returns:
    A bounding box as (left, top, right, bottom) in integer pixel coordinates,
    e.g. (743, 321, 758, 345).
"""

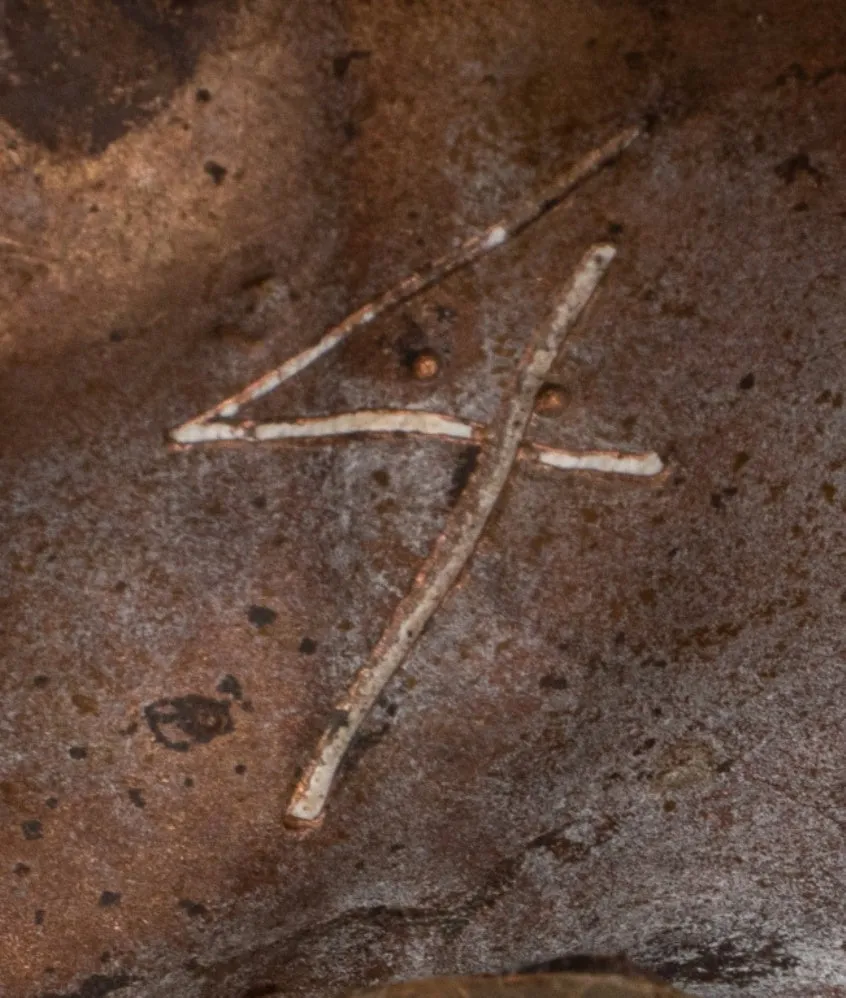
(2, 2, 846, 998)
(347, 971, 690, 998)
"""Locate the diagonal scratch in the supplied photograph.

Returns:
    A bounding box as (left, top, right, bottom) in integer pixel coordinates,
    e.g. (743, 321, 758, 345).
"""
(170, 126, 640, 439)
(285, 245, 618, 826)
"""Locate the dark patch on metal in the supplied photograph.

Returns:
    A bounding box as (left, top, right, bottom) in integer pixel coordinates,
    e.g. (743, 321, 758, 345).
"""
(127, 788, 145, 809)
(448, 445, 480, 506)
(144, 695, 234, 752)
(517, 953, 665, 983)
(34, 908, 45, 925)
(774, 152, 822, 185)
(527, 818, 618, 863)
(652, 937, 798, 986)
(328, 709, 351, 734)
(0, 0, 234, 153)
(98, 891, 121, 908)
(21, 819, 43, 840)
(539, 673, 569, 691)
(178, 899, 209, 918)
(247, 604, 277, 628)
(342, 722, 392, 776)
(298, 636, 318, 654)
(393, 315, 430, 370)
(333, 49, 371, 79)
(238, 270, 277, 293)
(38, 971, 134, 998)
(814, 61, 846, 85)
(773, 62, 808, 86)
(216, 674, 244, 700)
(710, 486, 738, 511)
(68, 746, 88, 760)
(204, 160, 228, 185)
(738, 371, 755, 390)
(240, 985, 281, 998)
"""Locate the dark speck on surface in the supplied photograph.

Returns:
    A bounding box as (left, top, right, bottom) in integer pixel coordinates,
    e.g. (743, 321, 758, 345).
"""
(45, 797, 59, 810)
(98, 892, 121, 908)
(21, 820, 43, 841)
(14, 863, 31, 876)
(539, 674, 569, 691)
(183, 776, 195, 788)
(195, 87, 212, 102)
(241, 985, 281, 998)
(247, 605, 277, 628)
(738, 372, 756, 390)
(204, 160, 228, 185)
(821, 482, 837, 504)
(34, 909, 45, 926)
(127, 789, 145, 809)
(774, 62, 808, 86)
(39, 971, 134, 998)
(774, 152, 822, 184)
(234, 763, 247, 775)
(298, 636, 317, 654)
(711, 486, 739, 511)
(144, 696, 234, 752)
(654, 936, 798, 986)
(332, 49, 371, 79)
(32, 675, 50, 689)
(448, 445, 480, 506)
(178, 899, 208, 918)
(328, 709, 351, 733)
(216, 674, 244, 700)
(69, 746, 89, 760)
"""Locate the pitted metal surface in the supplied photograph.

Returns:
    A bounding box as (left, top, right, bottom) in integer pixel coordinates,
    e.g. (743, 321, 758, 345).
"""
(2, 2, 846, 997)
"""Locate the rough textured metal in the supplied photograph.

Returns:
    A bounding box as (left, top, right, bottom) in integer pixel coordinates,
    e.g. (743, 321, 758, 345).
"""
(347, 972, 690, 998)
(2, 2, 846, 998)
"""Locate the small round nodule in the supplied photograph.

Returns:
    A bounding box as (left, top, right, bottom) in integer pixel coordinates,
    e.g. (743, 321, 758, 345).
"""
(411, 349, 440, 380)
(535, 383, 568, 415)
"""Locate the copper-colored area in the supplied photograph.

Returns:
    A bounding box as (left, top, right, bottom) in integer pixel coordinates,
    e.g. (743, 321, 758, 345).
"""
(348, 971, 691, 998)
(411, 350, 441, 381)
(3, 2, 846, 998)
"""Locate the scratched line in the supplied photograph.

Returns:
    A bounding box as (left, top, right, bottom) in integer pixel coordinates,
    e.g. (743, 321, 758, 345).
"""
(170, 410, 662, 477)
(170, 125, 640, 441)
(166, 126, 662, 827)
(284, 245, 619, 826)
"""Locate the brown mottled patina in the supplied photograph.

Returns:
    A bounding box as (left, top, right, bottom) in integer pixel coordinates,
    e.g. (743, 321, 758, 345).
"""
(2, 2, 846, 998)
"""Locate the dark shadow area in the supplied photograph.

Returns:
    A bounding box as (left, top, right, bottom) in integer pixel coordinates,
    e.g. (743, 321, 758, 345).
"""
(0, 0, 235, 153)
